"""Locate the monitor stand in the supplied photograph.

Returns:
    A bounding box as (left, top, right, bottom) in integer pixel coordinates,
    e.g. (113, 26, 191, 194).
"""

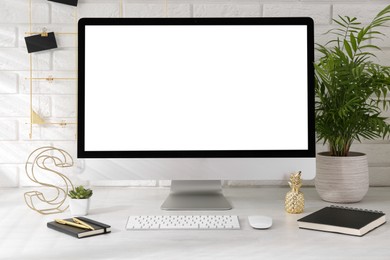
(161, 180, 232, 210)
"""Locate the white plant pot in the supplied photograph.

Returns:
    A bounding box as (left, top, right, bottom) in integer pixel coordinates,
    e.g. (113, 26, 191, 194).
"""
(69, 198, 90, 216)
(315, 152, 369, 203)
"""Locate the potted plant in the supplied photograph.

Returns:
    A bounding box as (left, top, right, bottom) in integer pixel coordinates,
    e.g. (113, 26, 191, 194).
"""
(68, 185, 93, 216)
(315, 5, 390, 203)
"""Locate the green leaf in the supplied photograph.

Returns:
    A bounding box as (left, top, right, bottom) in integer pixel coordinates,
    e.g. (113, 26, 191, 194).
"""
(333, 17, 347, 28)
(360, 44, 382, 50)
(338, 15, 349, 25)
(343, 39, 353, 58)
(350, 32, 357, 51)
(357, 28, 365, 44)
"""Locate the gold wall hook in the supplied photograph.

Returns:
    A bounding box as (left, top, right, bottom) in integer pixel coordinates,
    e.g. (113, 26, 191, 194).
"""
(24, 76, 77, 81)
(25, 32, 77, 36)
(41, 27, 48, 37)
(47, 75, 54, 82)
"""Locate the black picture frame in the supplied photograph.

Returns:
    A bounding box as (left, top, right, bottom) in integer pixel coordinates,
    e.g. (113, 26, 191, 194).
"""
(24, 32, 58, 53)
(48, 0, 78, 7)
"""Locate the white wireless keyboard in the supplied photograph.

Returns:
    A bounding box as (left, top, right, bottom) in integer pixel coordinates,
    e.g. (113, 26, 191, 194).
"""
(126, 215, 240, 230)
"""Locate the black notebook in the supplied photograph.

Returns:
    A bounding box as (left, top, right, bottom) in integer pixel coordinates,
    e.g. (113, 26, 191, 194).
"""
(297, 205, 386, 236)
(47, 217, 111, 238)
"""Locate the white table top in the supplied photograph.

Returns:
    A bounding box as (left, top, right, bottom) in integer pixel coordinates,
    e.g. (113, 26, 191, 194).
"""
(1, 187, 390, 260)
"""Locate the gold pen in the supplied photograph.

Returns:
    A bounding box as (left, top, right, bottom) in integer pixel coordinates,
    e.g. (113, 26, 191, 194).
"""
(73, 218, 95, 230)
(55, 219, 91, 230)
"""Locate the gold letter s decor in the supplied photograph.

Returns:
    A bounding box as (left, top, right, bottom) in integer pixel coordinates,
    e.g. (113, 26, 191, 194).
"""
(24, 147, 74, 215)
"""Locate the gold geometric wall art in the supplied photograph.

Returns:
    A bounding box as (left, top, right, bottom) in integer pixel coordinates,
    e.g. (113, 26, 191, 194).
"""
(26, 0, 78, 139)
(32, 110, 46, 125)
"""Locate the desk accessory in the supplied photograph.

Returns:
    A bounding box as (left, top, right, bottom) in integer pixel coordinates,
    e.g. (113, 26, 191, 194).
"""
(24, 147, 74, 215)
(126, 215, 240, 230)
(297, 205, 386, 236)
(68, 186, 93, 216)
(285, 171, 304, 214)
(248, 216, 272, 229)
(48, 217, 111, 238)
(314, 5, 390, 203)
(55, 218, 94, 230)
(24, 28, 58, 53)
(73, 217, 95, 230)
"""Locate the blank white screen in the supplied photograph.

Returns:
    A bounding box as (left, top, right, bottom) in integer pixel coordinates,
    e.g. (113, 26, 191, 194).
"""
(84, 25, 308, 151)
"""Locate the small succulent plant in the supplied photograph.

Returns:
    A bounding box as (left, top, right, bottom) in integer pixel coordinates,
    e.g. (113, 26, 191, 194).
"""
(68, 185, 93, 199)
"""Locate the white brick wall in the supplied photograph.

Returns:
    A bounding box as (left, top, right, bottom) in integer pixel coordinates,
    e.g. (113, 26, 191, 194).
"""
(0, 120, 18, 141)
(0, 0, 389, 188)
(0, 72, 18, 93)
(0, 27, 17, 47)
(52, 95, 76, 117)
(333, 4, 390, 24)
(124, 4, 191, 17)
(0, 0, 50, 24)
(193, 4, 261, 17)
(19, 71, 77, 94)
(0, 165, 19, 187)
(263, 4, 331, 24)
(53, 50, 76, 71)
(0, 49, 51, 70)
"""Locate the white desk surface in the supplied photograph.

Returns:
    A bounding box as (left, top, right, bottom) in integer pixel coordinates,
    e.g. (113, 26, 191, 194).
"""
(1, 187, 390, 260)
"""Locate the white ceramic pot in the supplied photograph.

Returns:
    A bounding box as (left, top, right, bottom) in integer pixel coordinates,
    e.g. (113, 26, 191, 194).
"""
(69, 198, 90, 216)
(315, 152, 369, 203)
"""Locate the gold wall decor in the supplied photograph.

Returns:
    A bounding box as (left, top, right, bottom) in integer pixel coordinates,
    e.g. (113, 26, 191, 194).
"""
(285, 171, 305, 214)
(24, 147, 75, 215)
(27, 0, 78, 139)
(32, 110, 46, 125)
(25, 0, 146, 138)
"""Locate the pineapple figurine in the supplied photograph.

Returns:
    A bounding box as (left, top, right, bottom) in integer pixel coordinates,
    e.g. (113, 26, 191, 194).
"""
(285, 171, 304, 214)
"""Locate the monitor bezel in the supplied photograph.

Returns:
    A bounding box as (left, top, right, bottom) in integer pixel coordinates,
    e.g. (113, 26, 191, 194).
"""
(78, 17, 315, 158)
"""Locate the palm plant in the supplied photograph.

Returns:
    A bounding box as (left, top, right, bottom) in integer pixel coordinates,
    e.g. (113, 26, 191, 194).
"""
(315, 5, 390, 156)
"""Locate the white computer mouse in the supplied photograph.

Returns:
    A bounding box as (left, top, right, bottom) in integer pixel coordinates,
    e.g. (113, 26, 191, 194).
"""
(248, 215, 273, 229)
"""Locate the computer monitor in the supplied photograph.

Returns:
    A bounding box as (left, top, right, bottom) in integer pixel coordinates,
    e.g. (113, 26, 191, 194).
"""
(78, 17, 315, 210)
